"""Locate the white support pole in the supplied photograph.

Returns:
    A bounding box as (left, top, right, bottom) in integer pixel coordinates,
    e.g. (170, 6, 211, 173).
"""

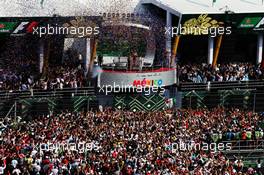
(208, 36, 214, 65)
(166, 11, 172, 67)
(85, 38, 91, 73)
(39, 40, 44, 73)
(257, 33, 263, 64)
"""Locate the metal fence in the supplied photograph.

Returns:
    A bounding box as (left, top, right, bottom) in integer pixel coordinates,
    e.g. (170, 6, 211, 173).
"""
(179, 80, 264, 91)
(0, 87, 95, 100)
(181, 89, 264, 112)
(2, 86, 264, 117)
(222, 140, 264, 161)
(0, 87, 96, 118)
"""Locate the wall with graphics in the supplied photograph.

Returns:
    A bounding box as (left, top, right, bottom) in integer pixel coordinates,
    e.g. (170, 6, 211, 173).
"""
(98, 68, 177, 88)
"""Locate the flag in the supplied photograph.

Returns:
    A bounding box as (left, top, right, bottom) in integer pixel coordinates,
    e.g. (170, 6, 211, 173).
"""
(0, 22, 17, 33)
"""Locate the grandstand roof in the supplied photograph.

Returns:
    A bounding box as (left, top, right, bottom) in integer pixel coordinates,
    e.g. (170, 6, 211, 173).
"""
(141, 0, 264, 15)
(1, 0, 264, 17)
(0, 0, 138, 17)
(0, 0, 84, 17)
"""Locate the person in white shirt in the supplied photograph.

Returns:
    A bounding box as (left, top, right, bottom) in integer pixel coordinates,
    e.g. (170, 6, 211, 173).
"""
(12, 168, 21, 175)
(11, 159, 18, 168)
(0, 160, 6, 175)
(32, 162, 41, 174)
(51, 168, 59, 175)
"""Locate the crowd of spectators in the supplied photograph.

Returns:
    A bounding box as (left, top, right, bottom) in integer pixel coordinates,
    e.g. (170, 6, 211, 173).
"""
(0, 108, 263, 174)
(33, 66, 86, 90)
(0, 57, 37, 91)
(2, 57, 264, 91)
(0, 58, 86, 91)
(179, 63, 264, 83)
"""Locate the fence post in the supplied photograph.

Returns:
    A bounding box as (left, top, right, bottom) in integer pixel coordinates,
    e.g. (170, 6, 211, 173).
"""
(253, 92, 256, 113)
(14, 101, 17, 122)
(87, 98, 90, 112)
(190, 95, 192, 109)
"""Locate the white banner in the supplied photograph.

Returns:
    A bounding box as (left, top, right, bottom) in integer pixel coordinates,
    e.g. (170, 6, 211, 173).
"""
(98, 68, 176, 87)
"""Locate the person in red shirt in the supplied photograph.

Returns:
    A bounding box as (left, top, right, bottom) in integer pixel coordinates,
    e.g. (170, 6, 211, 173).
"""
(241, 131, 247, 140)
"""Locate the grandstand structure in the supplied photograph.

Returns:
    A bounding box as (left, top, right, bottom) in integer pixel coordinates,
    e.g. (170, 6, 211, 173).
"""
(0, 1, 263, 111)
(0, 0, 264, 168)
(0, 0, 264, 115)
(1, 0, 264, 63)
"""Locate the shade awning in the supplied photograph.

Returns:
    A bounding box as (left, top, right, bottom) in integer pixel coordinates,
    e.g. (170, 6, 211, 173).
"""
(141, 0, 264, 16)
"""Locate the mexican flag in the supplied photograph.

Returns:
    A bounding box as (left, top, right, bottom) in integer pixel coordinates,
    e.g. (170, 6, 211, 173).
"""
(165, 98, 176, 108)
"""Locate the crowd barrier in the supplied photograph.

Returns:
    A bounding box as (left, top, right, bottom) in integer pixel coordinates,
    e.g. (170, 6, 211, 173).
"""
(0, 87, 95, 100)
(179, 80, 264, 91)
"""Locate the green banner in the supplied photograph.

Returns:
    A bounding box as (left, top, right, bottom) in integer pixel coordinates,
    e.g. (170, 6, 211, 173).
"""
(238, 17, 262, 28)
(0, 22, 17, 33)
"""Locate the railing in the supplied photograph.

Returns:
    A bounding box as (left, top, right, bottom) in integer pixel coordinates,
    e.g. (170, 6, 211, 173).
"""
(0, 87, 97, 118)
(222, 140, 264, 160)
(0, 87, 95, 100)
(181, 89, 264, 111)
(179, 80, 264, 91)
(101, 63, 175, 71)
(223, 140, 264, 150)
